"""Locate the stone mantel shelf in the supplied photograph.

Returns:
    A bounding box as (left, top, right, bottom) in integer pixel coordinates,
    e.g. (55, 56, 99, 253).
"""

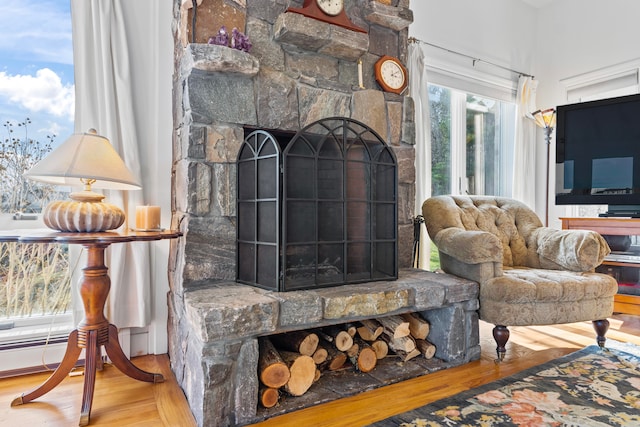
(364, 2, 414, 31)
(274, 12, 369, 62)
(184, 268, 479, 343)
(184, 43, 259, 76)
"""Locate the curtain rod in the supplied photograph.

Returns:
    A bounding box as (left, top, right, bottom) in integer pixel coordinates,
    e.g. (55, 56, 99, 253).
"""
(408, 37, 534, 79)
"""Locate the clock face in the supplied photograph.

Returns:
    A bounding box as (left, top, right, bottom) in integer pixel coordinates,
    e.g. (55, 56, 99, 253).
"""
(316, 0, 344, 16)
(380, 59, 406, 90)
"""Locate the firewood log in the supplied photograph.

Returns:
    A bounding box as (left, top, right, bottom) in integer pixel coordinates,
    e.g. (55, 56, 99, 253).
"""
(415, 339, 437, 359)
(312, 346, 328, 365)
(381, 332, 416, 353)
(370, 339, 388, 360)
(270, 330, 319, 356)
(378, 315, 410, 338)
(392, 347, 421, 362)
(351, 337, 377, 373)
(259, 386, 279, 408)
(313, 368, 321, 383)
(402, 312, 430, 340)
(258, 337, 291, 388)
(345, 343, 359, 358)
(317, 338, 347, 371)
(344, 322, 358, 337)
(279, 351, 316, 396)
(322, 325, 353, 351)
(357, 319, 383, 341)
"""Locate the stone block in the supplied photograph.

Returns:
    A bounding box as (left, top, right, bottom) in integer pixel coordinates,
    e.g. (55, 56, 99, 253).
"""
(397, 222, 413, 269)
(351, 90, 387, 139)
(185, 44, 259, 76)
(188, 70, 257, 126)
(247, 0, 289, 24)
(274, 12, 331, 52)
(394, 144, 415, 184)
(182, 216, 237, 282)
(184, 284, 279, 342)
(421, 304, 467, 362)
(232, 339, 260, 425)
(212, 163, 236, 217)
(246, 17, 285, 71)
(403, 95, 415, 123)
(189, 125, 207, 159)
(387, 101, 403, 145)
(397, 182, 415, 224)
(284, 50, 339, 81)
(364, 2, 414, 31)
(368, 25, 399, 58)
(320, 284, 411, 319)
(298, 86, 351, 126)
(184, 0, 246, 45)
(319, 26, 369, 61)
(205, 124, 244, 163)
(174, 160, 211, 215)
(268, 290, 324, 327)
(401, 120, 416, 145)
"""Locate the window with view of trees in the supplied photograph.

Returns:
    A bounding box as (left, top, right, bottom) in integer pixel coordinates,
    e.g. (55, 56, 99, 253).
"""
(427, 83, 517, 270)
(0, 119, 72, 320)
(0, 1, 74, 331)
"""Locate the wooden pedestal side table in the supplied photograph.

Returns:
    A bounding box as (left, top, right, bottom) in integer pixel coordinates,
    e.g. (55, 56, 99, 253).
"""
(0, 229, 181, 426)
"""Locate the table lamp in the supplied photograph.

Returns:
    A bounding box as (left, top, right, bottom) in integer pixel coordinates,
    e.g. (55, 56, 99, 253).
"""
(24, 129, 141, 232)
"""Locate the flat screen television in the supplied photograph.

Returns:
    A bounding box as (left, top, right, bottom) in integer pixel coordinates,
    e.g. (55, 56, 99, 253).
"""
(555, 93, 640, 217)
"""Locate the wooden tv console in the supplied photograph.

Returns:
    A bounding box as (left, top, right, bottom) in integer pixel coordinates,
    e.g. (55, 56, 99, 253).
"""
(561, 217, 640, 315)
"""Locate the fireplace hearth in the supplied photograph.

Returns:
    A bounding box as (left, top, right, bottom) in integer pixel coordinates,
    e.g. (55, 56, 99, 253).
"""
(237, 117, 398, 291)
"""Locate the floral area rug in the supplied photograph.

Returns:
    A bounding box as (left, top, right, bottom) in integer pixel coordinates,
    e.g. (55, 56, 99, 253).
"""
(371, 341, 640, 427)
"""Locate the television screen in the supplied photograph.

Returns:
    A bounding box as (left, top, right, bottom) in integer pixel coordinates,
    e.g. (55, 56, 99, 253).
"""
(555, 93, 640, 215)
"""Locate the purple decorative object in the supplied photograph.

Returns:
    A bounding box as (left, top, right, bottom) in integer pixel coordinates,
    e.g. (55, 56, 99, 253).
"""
(208, 26, 229, 47)
(230, 27, 252, 53)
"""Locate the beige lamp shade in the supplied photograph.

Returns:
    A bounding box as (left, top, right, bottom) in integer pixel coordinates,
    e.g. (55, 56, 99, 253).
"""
(24, 129, 141, 232)
(532, 108, 556, 129)
(25, 129, 141, 190)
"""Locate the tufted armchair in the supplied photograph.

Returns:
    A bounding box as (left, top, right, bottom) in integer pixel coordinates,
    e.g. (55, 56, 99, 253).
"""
(422, 195, 618, 361)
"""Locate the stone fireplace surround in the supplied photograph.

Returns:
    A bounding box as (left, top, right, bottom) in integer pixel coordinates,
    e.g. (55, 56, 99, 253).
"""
(168, 1, 480, 426)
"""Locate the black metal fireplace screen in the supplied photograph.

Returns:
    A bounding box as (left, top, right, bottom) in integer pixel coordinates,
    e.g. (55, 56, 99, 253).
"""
(236, 117, 397, 291)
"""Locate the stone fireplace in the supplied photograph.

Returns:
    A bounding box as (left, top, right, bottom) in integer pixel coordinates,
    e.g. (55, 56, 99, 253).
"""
(168, 1, 480, 426)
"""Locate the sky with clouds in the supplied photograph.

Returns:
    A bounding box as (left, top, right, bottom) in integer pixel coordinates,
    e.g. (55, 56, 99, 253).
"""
(0, 0, 74, 145)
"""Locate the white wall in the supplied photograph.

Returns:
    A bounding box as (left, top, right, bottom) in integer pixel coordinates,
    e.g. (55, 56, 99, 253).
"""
(535, 0, 640, 226)
(410, 0, 640, 225)
(410, 0, 538, 81)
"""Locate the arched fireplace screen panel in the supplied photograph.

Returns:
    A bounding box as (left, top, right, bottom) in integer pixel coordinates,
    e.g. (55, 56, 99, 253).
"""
(237, 117, 397, 292)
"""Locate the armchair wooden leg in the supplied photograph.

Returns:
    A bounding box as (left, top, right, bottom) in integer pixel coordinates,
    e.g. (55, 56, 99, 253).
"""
(592, 319, 610, 348)
(492, 325, 510, 362)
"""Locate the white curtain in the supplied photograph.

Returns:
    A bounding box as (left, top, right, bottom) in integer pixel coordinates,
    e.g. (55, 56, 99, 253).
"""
(70, 0, 152, 328)
(513, 76, 539, 210)
(408, 43, 432, 270)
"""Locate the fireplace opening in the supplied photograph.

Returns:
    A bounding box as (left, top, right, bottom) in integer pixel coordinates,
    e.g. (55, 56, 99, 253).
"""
(237, 117, 398, 291)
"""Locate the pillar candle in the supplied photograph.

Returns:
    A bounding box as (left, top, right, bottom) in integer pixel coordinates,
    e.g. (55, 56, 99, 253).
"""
(135, 205, 161, 230)
(358, 59, 364, 89)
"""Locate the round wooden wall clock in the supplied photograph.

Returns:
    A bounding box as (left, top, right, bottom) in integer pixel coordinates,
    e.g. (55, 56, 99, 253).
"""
(374, 55, 408, 94)
(287, 0, 367, 33)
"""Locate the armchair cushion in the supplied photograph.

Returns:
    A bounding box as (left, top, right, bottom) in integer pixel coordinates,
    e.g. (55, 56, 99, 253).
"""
(532, 228, 611, 272)
(433, 228, 502, 264)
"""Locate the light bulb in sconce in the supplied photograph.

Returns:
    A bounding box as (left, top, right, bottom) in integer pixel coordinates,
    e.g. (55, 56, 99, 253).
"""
(24, 129, 141, 232)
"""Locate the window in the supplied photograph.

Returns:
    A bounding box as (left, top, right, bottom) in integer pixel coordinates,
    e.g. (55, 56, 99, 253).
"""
(0, 1, 74, 371)
(428, 83, 517, 197)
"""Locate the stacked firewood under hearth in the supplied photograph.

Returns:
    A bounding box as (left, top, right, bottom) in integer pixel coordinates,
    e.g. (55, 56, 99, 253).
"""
(257, 313, 436, 408)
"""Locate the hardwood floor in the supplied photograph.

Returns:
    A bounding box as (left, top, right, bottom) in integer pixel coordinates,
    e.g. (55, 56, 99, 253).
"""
(1, 314, 639, 426)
